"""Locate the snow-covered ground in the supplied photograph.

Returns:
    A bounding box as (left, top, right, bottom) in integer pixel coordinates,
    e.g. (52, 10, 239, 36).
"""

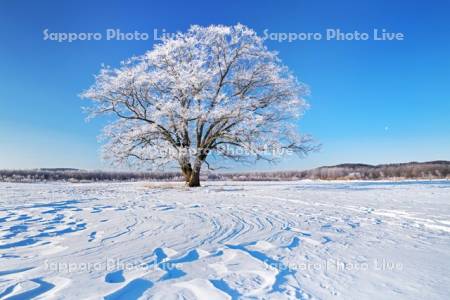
(0, 180, 449, 299)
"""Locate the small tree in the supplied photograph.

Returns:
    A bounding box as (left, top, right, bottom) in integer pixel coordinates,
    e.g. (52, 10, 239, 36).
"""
(82, 24, 314, 186)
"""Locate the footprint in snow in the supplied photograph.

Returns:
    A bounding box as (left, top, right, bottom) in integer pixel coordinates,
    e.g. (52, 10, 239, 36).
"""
(105, 270, 125, 283)
(104, 278, 153, 300)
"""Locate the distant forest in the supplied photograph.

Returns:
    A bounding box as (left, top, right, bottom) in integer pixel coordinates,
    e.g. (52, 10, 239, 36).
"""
(1, 161, 449, 183)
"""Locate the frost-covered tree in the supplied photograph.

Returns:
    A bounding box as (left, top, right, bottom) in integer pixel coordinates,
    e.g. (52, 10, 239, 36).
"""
(81, 24, 314, 186)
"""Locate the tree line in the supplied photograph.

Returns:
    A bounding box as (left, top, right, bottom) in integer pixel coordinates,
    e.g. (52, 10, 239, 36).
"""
(0, 161, 448, 183)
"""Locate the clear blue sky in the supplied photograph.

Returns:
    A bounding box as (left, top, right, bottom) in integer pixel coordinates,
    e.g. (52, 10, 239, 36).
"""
(1, 0, 449, 171)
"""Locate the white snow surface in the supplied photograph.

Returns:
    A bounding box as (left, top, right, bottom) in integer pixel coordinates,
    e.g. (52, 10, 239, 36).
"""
(0, 180, 449, 299)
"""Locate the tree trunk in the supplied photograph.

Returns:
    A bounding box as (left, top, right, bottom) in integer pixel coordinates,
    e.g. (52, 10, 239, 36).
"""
(181, 164, 192, 183)
(188, 169, 201, 187)
(187, 158, 203, 187)
(182, 156, 205, 187)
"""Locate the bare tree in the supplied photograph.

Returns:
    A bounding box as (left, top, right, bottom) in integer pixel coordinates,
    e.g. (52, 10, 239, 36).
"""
(81, 24, 314, 186)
